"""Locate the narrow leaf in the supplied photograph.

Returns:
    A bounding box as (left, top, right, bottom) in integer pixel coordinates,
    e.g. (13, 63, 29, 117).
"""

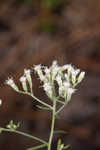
(54, 130, 67, 134)
(36, 105, 51, 110)
(27, 144, 47, 150)
(57, 139, 62, 150)
(63, 144, 70, 149)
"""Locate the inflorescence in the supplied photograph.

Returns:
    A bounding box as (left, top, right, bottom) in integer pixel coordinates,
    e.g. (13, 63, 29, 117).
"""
(5, 60, 85, 103)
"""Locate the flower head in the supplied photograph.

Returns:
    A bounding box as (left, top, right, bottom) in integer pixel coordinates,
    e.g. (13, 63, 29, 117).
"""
(34, 64, 42, 72)
(20, 75, 28, 92)
(5, 77, 19, 91)
(52, 60, 57, 66)
(24, 69, 31, 76)
(56, 75, 62, 86)
(20, 76, 26, 83)
(44, 67, 50, 74)
(5, 77, 14, 86)
(33, 60, 85, 101)
(78, 71, 85, 83)
(43, 82, 53, 98)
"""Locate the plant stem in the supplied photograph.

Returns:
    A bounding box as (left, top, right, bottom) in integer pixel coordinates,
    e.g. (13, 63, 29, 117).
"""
(48, 99, 56, 150)
(1, 128, 48, 145)
(55, 104, 66, 115)
(18, 91, 53, 110)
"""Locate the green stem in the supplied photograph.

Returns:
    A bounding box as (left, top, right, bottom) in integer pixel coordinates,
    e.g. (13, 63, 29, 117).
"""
(48, 99, 56, 150)
(56, 99, 65, 105)
(1, 128, 48, 145)
(18, 91, 53, 110)
(31, 94, 53, 110)
(27, 144, 47, 150)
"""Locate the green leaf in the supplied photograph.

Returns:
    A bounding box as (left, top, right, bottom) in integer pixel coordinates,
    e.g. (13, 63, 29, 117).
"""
(57, 139, 62, 150)
(54, 130, 67, 134)
(36, 105, 51, 110)
(63, 144, 70, 149)
(6, 120, 20, 130)
(27, 144, 47, 150)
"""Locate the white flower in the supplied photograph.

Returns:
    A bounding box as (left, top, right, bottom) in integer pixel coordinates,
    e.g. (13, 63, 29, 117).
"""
(64, 73, 69, 81)
(39, 75, 46, 82)
(34, 64, 45, 81)
(63, 81, 70, 88)
(43, 83, 52, 92)
(78, 71, 85, 83)
(24, 69, 32, 89)
(62, 64, 71, 70)
(5, 77, 14, 86)
(51, 66, 60, 80)
(52, 60, 57, 66)
(20, 76, 26, 83)
(20, 76, 27, 92)
(67, 88, 76, 95)
(43, 82, 53, 97)
(59, 86, 65, 97)
(52, 66, 60, 74)
(56, 75, 62, 85)
(44, 67, 50, 74)
(66, 88, 76, 102)
(44, 67, 51, 81)
(34, 64, 41, 72)
(73, 69, 80, 76)
(0, 99, 2, 105)
(5, 77, 19, 91)
(24, 69, 31, 76)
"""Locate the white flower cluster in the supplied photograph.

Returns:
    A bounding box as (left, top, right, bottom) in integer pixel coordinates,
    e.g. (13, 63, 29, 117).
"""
(34, 61, 85, 102)
(5, 69, 32, 93)
(5, 61, 85, 103)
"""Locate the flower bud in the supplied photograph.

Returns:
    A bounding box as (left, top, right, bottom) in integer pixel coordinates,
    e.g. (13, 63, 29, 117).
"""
(24, 69, 32, 89)
(56, 75, 62, 86)
(78, 72, 85, 83)
(20, 76, 27, 92)
(43, 82, 53, 98)
(5, 78, 19, 92)
(66, 88, 76, 102)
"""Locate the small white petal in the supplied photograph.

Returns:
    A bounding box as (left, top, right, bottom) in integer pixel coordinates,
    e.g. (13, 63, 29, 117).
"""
(62, 64, 71, 70)
(5, 77, 14, 85)
(63, 81, 70, 88)
(20, 76, 26, 82)
(24, 69, 31, 76)
(52, 60, 57, 66)
(5, 77, 19, 91)
(44, 67, 50, 74)
(56, 75, 62, 85)
(34, 64, 41, 72)
(67, 88, 76, 95)
(43, 83, 52, 92)
(52, 66, 60, 73)
(78, 71, 85, 83)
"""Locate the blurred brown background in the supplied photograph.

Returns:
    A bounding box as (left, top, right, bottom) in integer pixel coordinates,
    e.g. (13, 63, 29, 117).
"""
(0, 0, 100, 149)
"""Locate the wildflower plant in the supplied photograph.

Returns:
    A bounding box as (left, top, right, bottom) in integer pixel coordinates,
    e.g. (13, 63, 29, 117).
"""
(0, 60, 85, 150)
